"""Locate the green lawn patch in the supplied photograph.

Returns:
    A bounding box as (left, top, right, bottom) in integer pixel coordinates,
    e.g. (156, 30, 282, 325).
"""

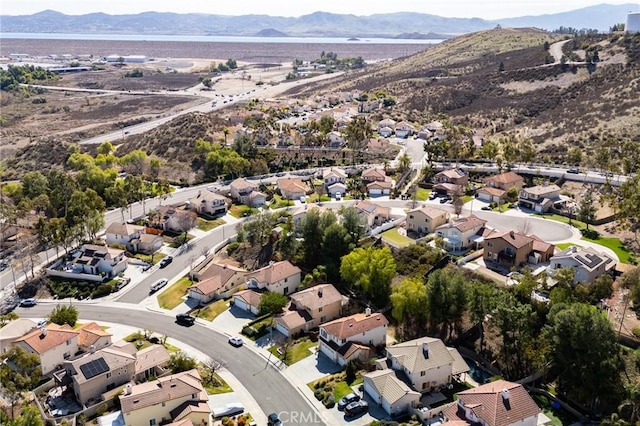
(533, 213, 586, 230)
(555, 242, 581, 250)
(415, 188, 430, 201)
(532, 394, 578, 426)
(168, 233, 195, 248)
(268, 337, 317, 365)
(134, 252, 168, 265)
(194, 299, 229, 321)
(230, 204, 259, 218)
(461, 195, 474, 203)
(157, 277, 192, 310)
(197, 217, 225, 232)
(581, 236, 632, 263)
(333, 381, 354, 400)
(381, 228, 414, 247)
(270, 194, 295, 209)
(202, 372, 233, 395)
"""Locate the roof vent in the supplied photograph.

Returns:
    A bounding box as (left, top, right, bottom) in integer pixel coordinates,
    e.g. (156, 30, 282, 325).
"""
(509, 231, 515, 239)
(318, 288, 323, 298)
(90, 345, 96, 353)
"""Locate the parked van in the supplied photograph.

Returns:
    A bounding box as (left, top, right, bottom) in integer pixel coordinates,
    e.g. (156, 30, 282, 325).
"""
(150, 278, 168, 293)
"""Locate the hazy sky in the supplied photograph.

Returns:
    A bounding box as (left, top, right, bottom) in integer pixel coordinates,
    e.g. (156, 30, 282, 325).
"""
(3, 0, 639, 19)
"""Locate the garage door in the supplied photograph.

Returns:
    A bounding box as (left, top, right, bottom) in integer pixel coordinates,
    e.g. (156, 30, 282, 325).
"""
(477, 191, 491, 202)
(275, 321, 290, 337)
(233, 297, 249, 312)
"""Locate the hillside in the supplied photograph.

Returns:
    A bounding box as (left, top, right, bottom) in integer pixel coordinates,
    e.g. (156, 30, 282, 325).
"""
(292, 28, 640, 161)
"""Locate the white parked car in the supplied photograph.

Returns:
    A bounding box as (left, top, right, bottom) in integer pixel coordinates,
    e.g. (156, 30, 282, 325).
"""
(150, 278, 168, 293)
(228, 336, 243, 347)
(335, 192, 342, 200)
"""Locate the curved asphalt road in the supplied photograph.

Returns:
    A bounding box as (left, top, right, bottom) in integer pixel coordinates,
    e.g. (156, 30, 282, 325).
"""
(15, 304, 324, 425)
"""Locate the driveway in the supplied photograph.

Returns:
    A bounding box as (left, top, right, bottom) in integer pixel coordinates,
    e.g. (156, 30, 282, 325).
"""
(211, 305, 255, 337)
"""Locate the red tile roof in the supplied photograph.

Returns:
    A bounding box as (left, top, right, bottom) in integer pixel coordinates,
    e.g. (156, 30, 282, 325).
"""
(321, 312, 388, 340)
(13, 323, 78, 354)
(246, 261, 301, 285)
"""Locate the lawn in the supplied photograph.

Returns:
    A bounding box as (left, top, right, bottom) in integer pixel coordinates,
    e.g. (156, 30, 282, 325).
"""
(381, 228, 414, 248)
(194, 299, 229, 321)
(134, 252, 167, 265)
(122, 331, 179, 352)
(555, 242, 581, 250)
(270, 194, 295, 209)
(533, 213, 587, 230)
(230, 204, 259, 218)
(202, 372, 233, 395)
(581, 236, 633, 264)
(167, 233, 195, 248)
(532, 394, 579, 426)
(157, 277, 192, 309)
(461, 195, 474, 203)
(415, 188, 431, 201)
(268, 337, 317, 365)
(197, 217, 225, 232)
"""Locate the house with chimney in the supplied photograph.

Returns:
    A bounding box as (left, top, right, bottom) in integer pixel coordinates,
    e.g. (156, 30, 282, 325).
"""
(365, 336, 468, 417)
(443, 380, 549, 426)
(548, 246, 616, 284)
(119, 369, 210, 426)
(318, 309, 388, 366)
(245, 261, 301, 295)
(483, 231, 556, 270)
(187, 262, 246, 304)
(187, 190, 229, 217)
(435, 215, 490, 252)
(274, 284, 345, 337)
(13, 323, 80, 375)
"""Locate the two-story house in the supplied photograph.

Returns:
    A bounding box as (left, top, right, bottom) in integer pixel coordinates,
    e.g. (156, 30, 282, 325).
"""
(275, 284, 345, 337)
(548, 246, 615, 284)
(478, 171, 524, 202)
(484, 231, 556, 269)
(187, 190, 229, 217)
(229, 178, 266, 207)
(13, 323, 79, 375)
(435, 215, 489, 252)
(365, 337, 468, 416)
(326, 131, 346, 148)
(77, 322, 112, 353)
(367, 180, 393, 196)
(361, 168, 387, 183)
(154, 206, 198, 234)
(323, 168, 347, 197)
(105, 223, 145, 248)
(518, 184, 562, 212)
(277, 178, 310, 200)
(188, 262, 246, 304)
(434, 169, 468, 186)
(49, 244, 128, 281)
(120, 369, 210, 426)
(443, 380, 548, 426)
(245, 261, 302, 295)
(354, 200, 391, 231)
(318, 309, 388, 366)
(406, 206, 449, 235)
(394, 121, 415, 139)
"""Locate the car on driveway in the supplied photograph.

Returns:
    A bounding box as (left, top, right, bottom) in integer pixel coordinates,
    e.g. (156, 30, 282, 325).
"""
(345, 400, 369, 416)
(19, 298, 37, 307)
(212, 402, 244, 419)
(228, 336, 243, 347)
(267, 412, 283, 426)
(159, 256, 173, 268)
(428, 192, 437, 200)
(175, 313, 196, 325)
(338, 393, 360, 410)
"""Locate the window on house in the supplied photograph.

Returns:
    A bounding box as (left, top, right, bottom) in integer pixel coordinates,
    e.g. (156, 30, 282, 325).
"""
(162, 402, 165, 407)
(284, 287, 289, 295)
(420, 371, 426, 376)
(284, 278, 288, 282)
(320, 316, 326, 322)
(318, 307, 323, 312)
(106, 372, 111, 378)
(150, 420, 156, 426)
(320, 329, 327, 338)
(66, 340, 71, 345)
(487, 242, 492, 247)
(409, 215, 414, 219)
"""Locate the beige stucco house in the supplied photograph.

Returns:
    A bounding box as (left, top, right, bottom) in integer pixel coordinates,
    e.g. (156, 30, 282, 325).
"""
(548, 246, 616, 284)
(13, 323, 79, 375)
(188, 262, 246, 304)
(0, 319, 35, 355)
(187, 190, 229, 217)
(277, 177, 310, 200)
(406, 206, 449, 235)
(274, 284, 345, 337)
(245, 261, 301, 295)
(435, 215, 489, 252)
(232, 290, 262, 315)
(518, 184, 562, 212)
(364, 369, 421, 417)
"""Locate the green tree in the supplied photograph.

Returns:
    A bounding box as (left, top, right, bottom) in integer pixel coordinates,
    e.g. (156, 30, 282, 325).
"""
(321, 222, 352, 282)
(48, 304, 78, 327)
(425, 269, 468, 340)
(258, 291, 288, 316)
(0, 346, 42, 419)
(167, 351, 197, 374)
(21, 171, 48, 200)
(578, 191, 597, 230)
(340, 207, 365, 243)
(340, 247, 396, 307)
(614, 174, 640, 249)
(390, 277, 428, 339)
(468, 283, 499, 351)
(545, 303, 624, 412)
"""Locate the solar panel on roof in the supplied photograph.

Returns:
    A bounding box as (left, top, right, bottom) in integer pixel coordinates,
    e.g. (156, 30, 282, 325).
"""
(79, 357, 109, 380)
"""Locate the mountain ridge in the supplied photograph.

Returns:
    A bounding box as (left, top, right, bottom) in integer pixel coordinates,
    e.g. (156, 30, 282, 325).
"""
(2, 4, 637, 36)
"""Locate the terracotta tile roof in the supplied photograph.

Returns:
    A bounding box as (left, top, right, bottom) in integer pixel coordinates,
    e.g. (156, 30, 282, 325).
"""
(485, 172, 523, 186)
(246, 261, 301, 285)
(362, 168, 386, 180)
(277, 178, 309, 194)
(321, 312, 388, 340)
(290, 284, 343, 311)
(13, 323, 78, 355)
(233, 289, 263, 307)
(230, 177, 258, 190)
(120, 369, 204, 414)
(478, 187, 506, 197)
(385, 336, 469, 376)
(436, 169, 465, 180)
(355, 200, 391, 217)
(408, 206, 448, 219)
(323, 168, 347, 179)
(171, 400, 211, 421)
(433, 183, 463, 193)
(135, 344, 170, 375)
(529, 234, 554, 253)
(188, 190, 228, 204)
(438, 215, 487, 233)
(190, 263, 245, 296)
(485, 231, 533, 250)
(276, 310, 311, 330)
(341, 342, 371, 359)
(105, 222, 144, 237)
(444, 380, 541, 426)
(197, 262, 245, 283)
(367, 180, 393, 190)
(77, 322, 112, 347)
(364, 369, 420, 404)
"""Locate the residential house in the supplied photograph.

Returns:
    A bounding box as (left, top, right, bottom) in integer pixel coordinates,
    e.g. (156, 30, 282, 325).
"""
(363, 370, 421, 417)
(130, 232, 163, 255)
(433, 182, 463, 196)
(277, 178, 310, 200)
(478, 172, 524, 202)
(245, 261, 302, 295)
(187, 190, 229, 217)
(327, 182, 347, 198)
(484, 231, 556, 269)
(443, 380, 547, 426)
(155, 206, 197, 234)
(229, 178, 266, 207)
(120, 369, 210, 426)
(50, 244, 128, 281)
(335, 116, 352, 130)
(379, 126, 394, 138)
(133, 344, 171, 383)
(326, 131, 345, 148)
(379, 337, 469, 393)
(13, 323, 79, 375)
(518, 184, 562, 213)
(416, 127, 433, 141)
(548, 246, 616, 284)
(291, 204, 328, 231)
(530, 235, 556, 263)
(361, 167, 387, 183)
(275, 284, 345, 337)
(232, 290, 262, 315)
(378, 118, 397, 132)
(434, 169, 468, 186)
(188, 262, 246, 304)
(105, 223, 145, 248)
(323, 168, 347, 188)
(77, 322, 112, 353)
(435, 215, 489, 252)
(394, 121, 415, 138)
(318, 309, 388, 366)
(406, 206, 449, 235)
(354, 200, 391, 230)
(0, 319, 35, 354)
(367, 180, 393, 196)
(425, 121, 444, 132)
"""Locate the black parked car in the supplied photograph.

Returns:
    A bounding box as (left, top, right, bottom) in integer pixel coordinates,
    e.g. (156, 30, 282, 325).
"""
(176, 313, 195, 325)
(267, 412, 283, 426)
(345, 400, 369, 416)
(159, 256, 173, 268)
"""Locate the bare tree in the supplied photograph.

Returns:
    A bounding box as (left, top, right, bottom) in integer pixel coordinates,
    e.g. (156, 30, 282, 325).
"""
(202, 356, 228, 387)
(175, 210, 197, 245)
(518, 219, 532, 235)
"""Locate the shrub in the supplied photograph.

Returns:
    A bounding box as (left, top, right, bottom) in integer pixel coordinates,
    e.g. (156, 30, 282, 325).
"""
(226, 242, 240, 254)
(632, 327, 640, 338)
(314, 389, 324, 400)
(91, 284, 113, 298)
(242, 326, 257, 337)
(96, 402, 108, 416)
